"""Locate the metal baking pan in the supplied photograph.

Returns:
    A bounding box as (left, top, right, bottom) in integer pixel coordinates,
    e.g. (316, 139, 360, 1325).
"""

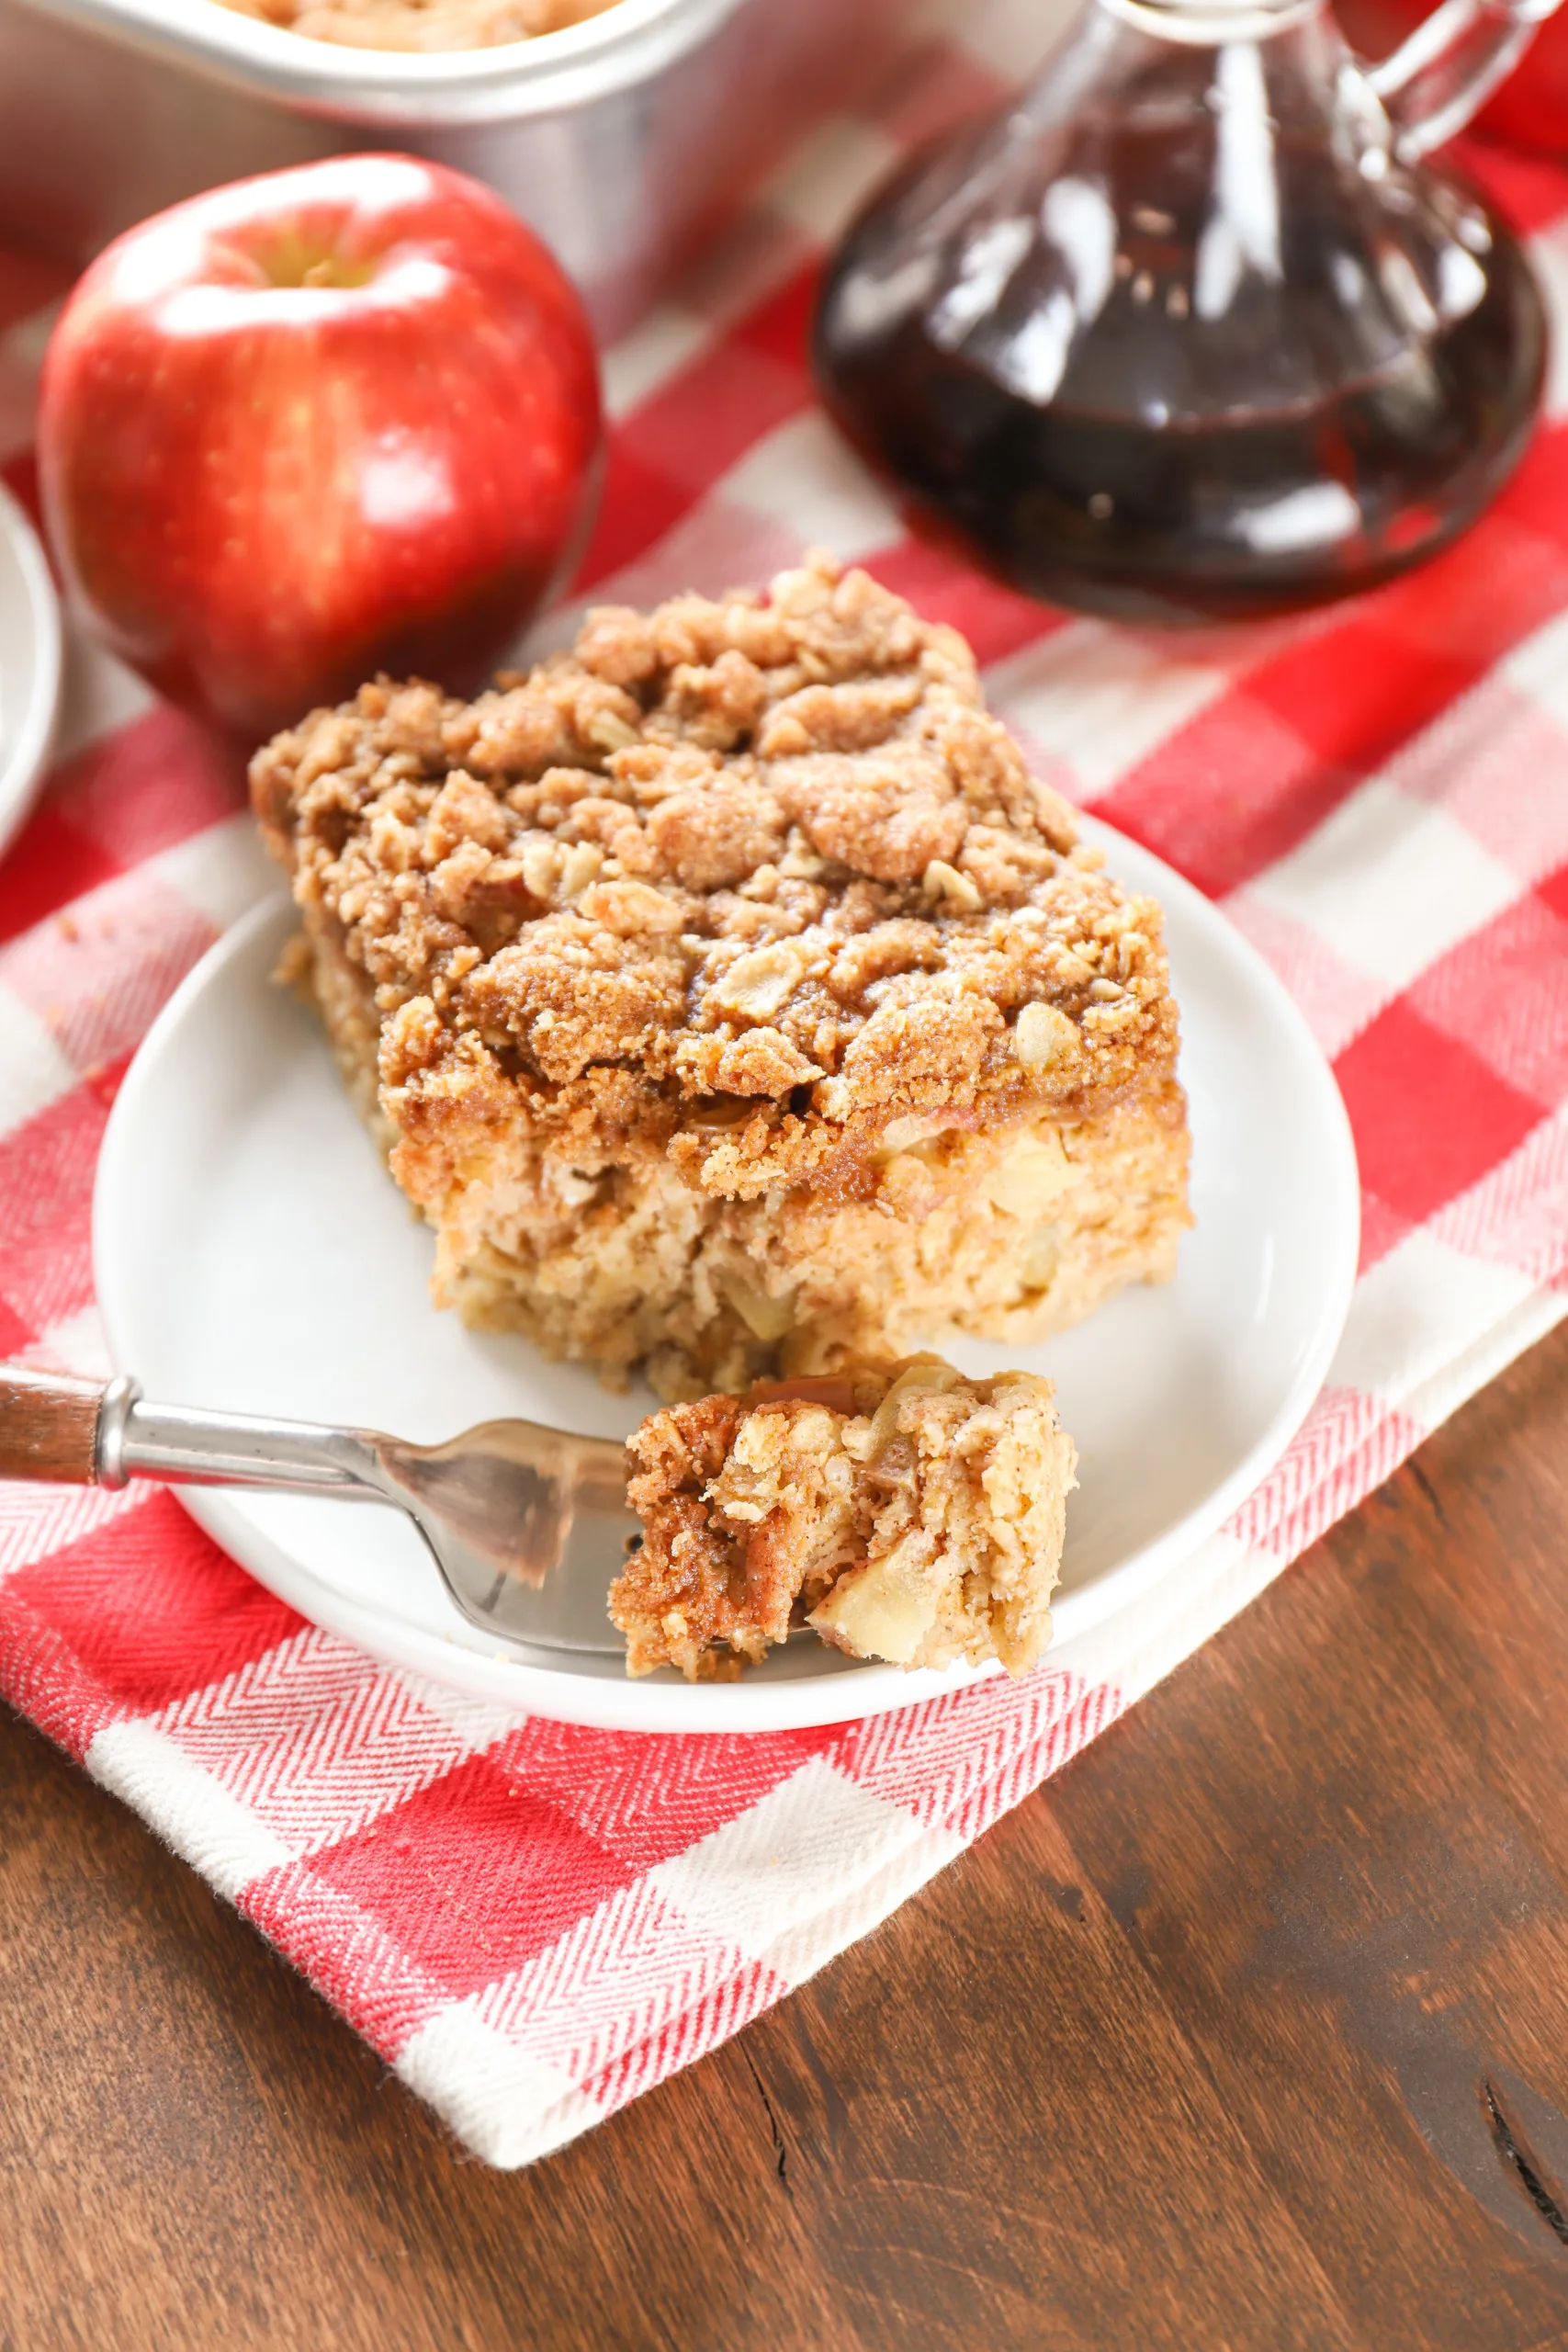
(0, 0, 914, 334)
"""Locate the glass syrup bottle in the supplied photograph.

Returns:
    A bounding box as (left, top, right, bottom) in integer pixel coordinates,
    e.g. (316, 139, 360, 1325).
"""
(814, 0, 1559, 622)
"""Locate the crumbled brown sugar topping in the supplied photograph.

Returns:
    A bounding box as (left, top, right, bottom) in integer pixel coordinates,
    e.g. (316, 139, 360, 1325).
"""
(252, 557, 1179, 1188)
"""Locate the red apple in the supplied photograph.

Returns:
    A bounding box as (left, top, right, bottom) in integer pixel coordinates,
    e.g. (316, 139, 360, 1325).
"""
(38, 154, 603, 740)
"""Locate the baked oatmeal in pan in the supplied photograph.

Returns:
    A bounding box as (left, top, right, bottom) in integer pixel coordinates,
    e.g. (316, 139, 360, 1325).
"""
(214, 0, 616, 51)
(252, 555, 1190, 1404)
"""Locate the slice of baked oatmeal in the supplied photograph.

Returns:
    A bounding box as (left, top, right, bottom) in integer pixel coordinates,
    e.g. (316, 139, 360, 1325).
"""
(251, 554, 1190, 1401)
(612, 1357, 1077, 1680)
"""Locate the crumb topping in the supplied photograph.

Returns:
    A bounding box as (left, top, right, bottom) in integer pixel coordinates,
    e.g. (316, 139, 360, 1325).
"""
(252, 556, 1179, 1194)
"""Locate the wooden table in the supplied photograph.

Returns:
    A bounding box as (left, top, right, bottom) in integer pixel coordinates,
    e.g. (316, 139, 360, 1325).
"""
(4, 1322, 1567, 2351)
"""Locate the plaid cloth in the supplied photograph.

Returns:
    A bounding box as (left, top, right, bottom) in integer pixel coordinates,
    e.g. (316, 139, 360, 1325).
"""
(3, 10, 1568, 2170)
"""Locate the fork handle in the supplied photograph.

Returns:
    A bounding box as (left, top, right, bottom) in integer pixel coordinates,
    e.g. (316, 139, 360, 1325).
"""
(0, 1365, 112, 1484)
(0, 1367, 379, 1498)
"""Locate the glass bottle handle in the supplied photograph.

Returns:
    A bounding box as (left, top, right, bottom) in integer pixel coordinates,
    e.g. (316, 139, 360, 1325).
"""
(1364, 0, 1563, 158)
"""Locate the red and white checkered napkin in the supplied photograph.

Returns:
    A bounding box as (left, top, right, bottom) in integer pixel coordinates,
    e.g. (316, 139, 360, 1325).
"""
(4, 16, 1568, 2169)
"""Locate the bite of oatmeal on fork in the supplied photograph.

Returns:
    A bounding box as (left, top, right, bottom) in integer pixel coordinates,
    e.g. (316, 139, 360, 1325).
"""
(613, 1357, 1077, 1682)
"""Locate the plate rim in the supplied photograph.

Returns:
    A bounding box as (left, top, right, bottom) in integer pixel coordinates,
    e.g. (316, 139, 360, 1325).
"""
(0, 482, 63, 865)
(93, 822, 1360, 1734)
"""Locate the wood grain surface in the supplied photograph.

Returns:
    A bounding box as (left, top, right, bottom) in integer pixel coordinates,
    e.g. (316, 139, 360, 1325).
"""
(4, 1322, 1568, 2352)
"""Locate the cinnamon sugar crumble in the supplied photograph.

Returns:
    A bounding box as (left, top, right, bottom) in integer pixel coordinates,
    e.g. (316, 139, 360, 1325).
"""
(252, 556, 1190, 1397)
(613, 1359, 1077, 1680)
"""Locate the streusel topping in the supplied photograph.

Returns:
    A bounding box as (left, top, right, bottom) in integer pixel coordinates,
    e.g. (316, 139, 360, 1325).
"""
(252, 557, 1177, 1195)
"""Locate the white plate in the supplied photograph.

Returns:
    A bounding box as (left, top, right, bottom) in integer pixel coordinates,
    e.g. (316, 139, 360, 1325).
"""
(0, 484, 62, 862)
(93, 822, 1359, 1733)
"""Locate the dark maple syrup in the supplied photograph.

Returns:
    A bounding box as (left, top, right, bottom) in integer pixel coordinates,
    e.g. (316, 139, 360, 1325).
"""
(814, 129, 1546, 623)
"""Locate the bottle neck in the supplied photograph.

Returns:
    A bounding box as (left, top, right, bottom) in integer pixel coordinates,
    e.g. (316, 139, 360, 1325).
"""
(1095, 0, 1562, 154)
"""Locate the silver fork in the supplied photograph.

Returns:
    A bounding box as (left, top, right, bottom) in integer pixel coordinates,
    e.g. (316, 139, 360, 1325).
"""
(0, 1364, 639, 1655)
